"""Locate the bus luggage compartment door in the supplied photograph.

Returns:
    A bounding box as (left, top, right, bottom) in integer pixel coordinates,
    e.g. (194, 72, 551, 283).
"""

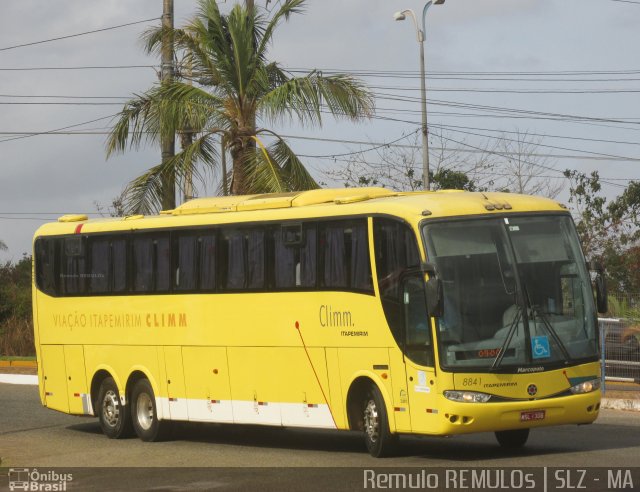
(64, 345, 89, 415)
(40, 345, 69, 413)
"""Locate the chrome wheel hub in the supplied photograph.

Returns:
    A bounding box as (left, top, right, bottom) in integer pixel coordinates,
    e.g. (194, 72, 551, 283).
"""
(364, 399, 379, 443)
(102, 390, 120, 427)
(136, 392, 154, 431)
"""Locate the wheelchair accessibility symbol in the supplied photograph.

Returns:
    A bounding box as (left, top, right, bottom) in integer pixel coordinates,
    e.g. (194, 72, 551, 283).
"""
(531, 336, 550, 359)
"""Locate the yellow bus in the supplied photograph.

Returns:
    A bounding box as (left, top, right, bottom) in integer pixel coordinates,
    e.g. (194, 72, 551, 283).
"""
(32, 187, 607, 457)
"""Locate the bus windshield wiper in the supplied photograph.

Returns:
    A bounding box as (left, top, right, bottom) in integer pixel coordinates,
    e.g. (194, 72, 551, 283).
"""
(530, 306, 572, 362)
(491, 305, 522, 370)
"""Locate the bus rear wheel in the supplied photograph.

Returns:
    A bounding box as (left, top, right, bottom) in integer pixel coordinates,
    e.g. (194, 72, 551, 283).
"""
(130, 378, 171, 442)
(97, 377, 133, 439)
(363, 385, 397, 457)
(495, 428, 530, 448)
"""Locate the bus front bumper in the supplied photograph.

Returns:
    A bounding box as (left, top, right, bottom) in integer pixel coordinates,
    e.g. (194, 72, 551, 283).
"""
(425, 390, 601, 435)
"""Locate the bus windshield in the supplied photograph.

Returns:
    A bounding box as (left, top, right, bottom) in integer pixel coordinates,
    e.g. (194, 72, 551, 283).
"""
(423, 215, 598, 372)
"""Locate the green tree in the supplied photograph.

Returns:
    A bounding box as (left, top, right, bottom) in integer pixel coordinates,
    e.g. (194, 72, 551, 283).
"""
(564, 170, 640, 294)
(107, 0, 373, 214)
(0, 240, 6, 251)
(0, 255, 32, 322)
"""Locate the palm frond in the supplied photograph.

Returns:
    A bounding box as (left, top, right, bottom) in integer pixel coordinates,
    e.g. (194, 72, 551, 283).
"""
(106, 92, 162, 157)
(122, 163, 166, 215)
(269, 137, 319, 190)
(258, 75, 321, 126)
(123, 132, 221, 214)
(314, 73, 374, 121)
(106, 81, 226, 158)
(244, 140, 287, 194)
(258, 72, 373, 127)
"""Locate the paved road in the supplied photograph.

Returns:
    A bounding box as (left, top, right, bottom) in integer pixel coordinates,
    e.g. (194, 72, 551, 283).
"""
(1, 383, 640, 490)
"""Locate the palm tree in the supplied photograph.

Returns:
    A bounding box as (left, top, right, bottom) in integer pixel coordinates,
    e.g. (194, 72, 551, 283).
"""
(107, 0, 374, 214)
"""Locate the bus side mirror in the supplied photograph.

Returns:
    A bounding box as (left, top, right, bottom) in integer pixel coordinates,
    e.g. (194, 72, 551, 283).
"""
(426, 276, 443, 318)
(421, 262, 443, 318)
(588, 260, 608, 314)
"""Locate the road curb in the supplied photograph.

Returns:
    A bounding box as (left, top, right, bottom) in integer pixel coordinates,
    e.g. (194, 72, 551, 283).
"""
(0, 359, 37, 368)
(601, 397, 640, 412)
(0, 373, 38, 385)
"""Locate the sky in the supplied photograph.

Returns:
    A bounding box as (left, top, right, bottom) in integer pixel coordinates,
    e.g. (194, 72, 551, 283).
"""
(0, 0, 639, 260)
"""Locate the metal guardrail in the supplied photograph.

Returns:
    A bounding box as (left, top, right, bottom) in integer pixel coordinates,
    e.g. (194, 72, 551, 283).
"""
(599, 318, 640, 393)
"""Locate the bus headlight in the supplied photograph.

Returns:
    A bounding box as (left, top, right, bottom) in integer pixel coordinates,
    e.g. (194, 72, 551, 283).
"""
(569, 378, 601, 394)
(444, 390, 492, 403)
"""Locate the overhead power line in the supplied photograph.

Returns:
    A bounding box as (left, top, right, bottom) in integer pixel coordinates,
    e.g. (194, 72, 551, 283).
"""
(0, 114, 118, 144)
(0, 65, 157, 71)
(0, 17, 159, 52)
(288, 67, 640, 76)
(367, 84, 640, 95)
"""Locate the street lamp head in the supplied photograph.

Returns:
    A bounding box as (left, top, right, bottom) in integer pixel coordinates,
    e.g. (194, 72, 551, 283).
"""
(434, 0, 445, 4)
(393, 11, 406, 21)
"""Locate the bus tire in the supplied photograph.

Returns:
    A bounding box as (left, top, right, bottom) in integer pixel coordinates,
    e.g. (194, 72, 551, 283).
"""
(495, 428, 529, 448)
(97, 377, 133, 439)
(363, 385, 397, 457)
(130, 378, 171, 442)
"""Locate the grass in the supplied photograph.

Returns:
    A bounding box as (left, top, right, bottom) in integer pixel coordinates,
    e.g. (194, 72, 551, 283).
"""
(0, 355, 35, 361)
(0, 315, 35, 357)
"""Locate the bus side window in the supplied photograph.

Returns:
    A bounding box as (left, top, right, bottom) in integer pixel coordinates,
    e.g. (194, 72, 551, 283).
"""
(199, 234, 216, 290)
(247, 229, 265, 289)
(88, 237, 110, 294)
(403, 275, 434, 366)
(175, 235, 197, 291)
(274, 226, 296, 288)
(61, 237, 86, 296)
(374, 218, 421, 344)
(220, 229, 244, 290)
(111, 238, 127, 293)
(35, 237, 58, 296)
(131, 235, 170, 293)
(321, 220, 372, 292)
(133, 237, 154, 292)
(219, 228, 265, 290)
(273, 223, 317, 289)
(155, 236, 171, 292)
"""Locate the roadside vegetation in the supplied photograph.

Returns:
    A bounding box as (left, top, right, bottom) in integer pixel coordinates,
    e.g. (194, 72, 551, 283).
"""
(0, 254, 34, 356)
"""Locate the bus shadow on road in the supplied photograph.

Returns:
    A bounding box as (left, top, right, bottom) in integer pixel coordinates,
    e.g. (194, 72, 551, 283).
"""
(65, 419, 640, 461)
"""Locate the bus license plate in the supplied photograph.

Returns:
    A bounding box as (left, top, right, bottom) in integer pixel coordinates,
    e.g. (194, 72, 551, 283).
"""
(520, 410, 545, 422)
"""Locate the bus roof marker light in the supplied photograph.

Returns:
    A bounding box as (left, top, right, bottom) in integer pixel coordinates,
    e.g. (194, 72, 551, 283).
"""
(57, 214, 88, 223)
(421, 209, 432, 216)
(485, 204, 495, 211)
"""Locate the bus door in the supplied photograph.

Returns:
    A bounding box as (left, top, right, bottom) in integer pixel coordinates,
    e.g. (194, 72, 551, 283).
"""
(401, 275, 439, 433)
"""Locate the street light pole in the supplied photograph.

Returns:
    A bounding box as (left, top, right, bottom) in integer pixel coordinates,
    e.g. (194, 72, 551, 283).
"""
(394, 0, 444, 191)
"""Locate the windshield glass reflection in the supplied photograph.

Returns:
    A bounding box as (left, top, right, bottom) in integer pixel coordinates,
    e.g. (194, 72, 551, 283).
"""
(424, 215, 598, 371)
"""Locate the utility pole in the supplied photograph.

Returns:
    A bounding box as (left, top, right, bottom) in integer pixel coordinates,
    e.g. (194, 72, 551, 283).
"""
(161, 0, 176, 210)
(182, 51, 194, 203)
(221, 136, 228, 196)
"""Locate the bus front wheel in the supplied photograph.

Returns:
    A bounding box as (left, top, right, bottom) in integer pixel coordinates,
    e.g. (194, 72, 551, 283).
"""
(97, 377, 133, 439)
(130, 378, 171, 442)
(495, 428, 530, 448)
(363, 385, 397, 457)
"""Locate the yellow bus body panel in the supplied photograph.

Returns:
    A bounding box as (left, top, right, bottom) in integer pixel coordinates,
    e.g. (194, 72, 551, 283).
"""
(32, 189, 600, 436)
